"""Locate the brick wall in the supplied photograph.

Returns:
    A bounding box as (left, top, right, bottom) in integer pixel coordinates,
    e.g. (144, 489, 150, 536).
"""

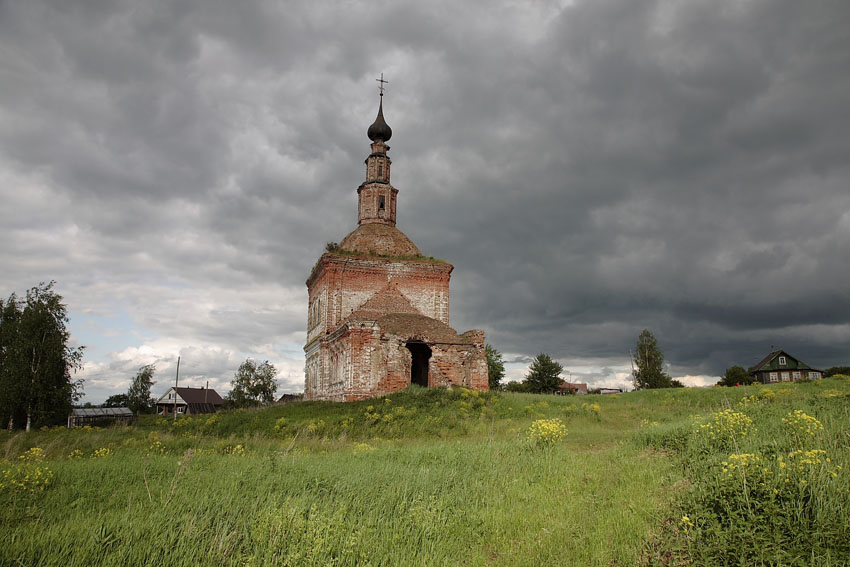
(304, 253, 486, 401)
(305, 319, 487, 401)
(307, 254, 452, 330)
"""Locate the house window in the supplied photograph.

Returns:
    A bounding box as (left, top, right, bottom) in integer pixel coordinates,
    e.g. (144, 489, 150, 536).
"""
(792, 372, 801, 380)
(778, 356, 786, 365)
(379, 195, 385, 210)
(781, 372, 790, 381)
(810, 371, 821, 379)
(378, 164, 383, 177)
(769, 372, 778, 382)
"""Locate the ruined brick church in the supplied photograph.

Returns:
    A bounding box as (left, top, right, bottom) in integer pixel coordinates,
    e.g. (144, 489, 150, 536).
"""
(304, 87, 487, 401)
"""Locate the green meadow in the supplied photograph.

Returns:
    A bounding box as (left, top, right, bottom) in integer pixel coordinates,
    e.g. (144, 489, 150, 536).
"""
(2, 379, 849, 566)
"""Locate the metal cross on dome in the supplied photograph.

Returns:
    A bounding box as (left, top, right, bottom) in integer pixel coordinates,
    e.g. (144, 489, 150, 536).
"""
(376, 73, 388, 96)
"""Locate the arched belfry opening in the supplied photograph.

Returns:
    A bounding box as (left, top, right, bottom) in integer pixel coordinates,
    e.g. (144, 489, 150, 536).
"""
(406, 340, 431, 387)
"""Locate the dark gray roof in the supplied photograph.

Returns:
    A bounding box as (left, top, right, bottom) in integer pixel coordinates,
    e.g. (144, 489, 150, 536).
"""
(750, 350, 784, 372)
(72, 407, 133, 417)
(749, 350, 820, 374)
(162, 387, 224, 405)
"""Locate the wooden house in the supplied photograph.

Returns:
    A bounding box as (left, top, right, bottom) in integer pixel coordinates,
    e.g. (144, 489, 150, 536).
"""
(557, 382, 588, 395)
(156, 386, 224, 416)
(276, 393, 303, 404)
(748, 350, 823, 384)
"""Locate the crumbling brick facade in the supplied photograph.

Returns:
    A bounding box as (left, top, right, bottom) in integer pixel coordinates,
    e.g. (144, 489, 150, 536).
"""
(304, 95, 487, 401)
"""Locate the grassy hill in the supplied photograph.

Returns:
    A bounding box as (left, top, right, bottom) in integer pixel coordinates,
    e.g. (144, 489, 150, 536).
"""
(2, 379, 849, 566)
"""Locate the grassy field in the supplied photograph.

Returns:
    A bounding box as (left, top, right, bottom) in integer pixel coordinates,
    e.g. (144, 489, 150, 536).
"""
(2, 379, 849, 566)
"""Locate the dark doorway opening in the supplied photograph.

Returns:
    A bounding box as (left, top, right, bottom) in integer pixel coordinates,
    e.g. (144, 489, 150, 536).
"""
(406, 341, 431, 387)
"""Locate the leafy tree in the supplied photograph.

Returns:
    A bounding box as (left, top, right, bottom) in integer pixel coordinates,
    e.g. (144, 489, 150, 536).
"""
(717, 365, 753, 387)
(523, 353, 564, 394)
(0, 282, 84, 430)
(227, 359, 278, 407)
(485, 344, 505, 390)
(0, 294, 24, 430)
(504, 381, 529, 392)
(103, 393, 129, 408)
(631, 329, 672, 389)
(127, 364, 156, 414)
(824, 366, 850, 377)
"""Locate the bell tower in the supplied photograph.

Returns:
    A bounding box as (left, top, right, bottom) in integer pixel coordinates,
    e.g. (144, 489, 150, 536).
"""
(304, 75, 488, 402)
(357, 78, 398, 226)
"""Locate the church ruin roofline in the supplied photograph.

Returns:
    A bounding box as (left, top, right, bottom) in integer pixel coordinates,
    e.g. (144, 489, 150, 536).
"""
(307, 312, 479, 354)
(306, 251, 452, 288)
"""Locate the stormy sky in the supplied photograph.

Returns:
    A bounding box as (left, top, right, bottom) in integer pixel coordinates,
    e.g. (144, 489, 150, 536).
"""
(2, 0, 848, 402)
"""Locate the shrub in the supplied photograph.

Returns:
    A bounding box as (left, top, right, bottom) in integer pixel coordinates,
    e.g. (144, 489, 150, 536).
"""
(1, 447, 54, 496)
(223, 444, 246, 456)
(781, 409, 822, 442)
(147, 441, 166, 456)
(526, 418, 568, 448)
(737, 388, 776, 407)
(693, 409, 753, 452)
(581, 402, 601, 420)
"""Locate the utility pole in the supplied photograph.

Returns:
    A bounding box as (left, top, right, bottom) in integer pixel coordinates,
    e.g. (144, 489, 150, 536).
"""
(173, 355, 180, 421)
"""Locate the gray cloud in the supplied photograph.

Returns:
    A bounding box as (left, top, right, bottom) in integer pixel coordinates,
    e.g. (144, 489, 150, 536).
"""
(2, 0, 849, 401)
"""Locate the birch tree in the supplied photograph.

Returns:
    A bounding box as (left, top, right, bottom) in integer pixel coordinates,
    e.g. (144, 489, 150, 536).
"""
(632, 329, 672, 389)
(0, 282, 84, 430)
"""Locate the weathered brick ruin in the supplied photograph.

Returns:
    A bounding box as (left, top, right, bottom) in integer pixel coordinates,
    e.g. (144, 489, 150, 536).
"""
(304, 92, 487, 401)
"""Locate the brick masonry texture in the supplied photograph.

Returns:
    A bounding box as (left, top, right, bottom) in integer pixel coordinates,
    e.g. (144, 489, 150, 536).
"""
(304, 251, 488, 401)
(338, 223, 419, 257)
(304, 106, 486, 401)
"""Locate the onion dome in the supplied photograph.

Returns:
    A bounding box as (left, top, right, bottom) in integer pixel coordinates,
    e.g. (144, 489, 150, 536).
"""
(367, 98, 392, 142)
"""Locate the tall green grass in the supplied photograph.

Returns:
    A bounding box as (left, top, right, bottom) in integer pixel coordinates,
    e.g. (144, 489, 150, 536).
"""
(639, 377, 850, 566)
(2, 380, 849, 566)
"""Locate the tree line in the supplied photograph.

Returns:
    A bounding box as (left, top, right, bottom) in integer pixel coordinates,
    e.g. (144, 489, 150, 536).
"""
(488, 344, 572, 394)
(487, 329, 682, 394)
(0, 281, 282, 430)
(104, 358, 280, 413)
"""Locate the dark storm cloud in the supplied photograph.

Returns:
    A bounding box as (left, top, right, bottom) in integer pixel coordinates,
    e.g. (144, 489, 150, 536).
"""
(399, 0, 850, 377)
(1, 0, 849, 399)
